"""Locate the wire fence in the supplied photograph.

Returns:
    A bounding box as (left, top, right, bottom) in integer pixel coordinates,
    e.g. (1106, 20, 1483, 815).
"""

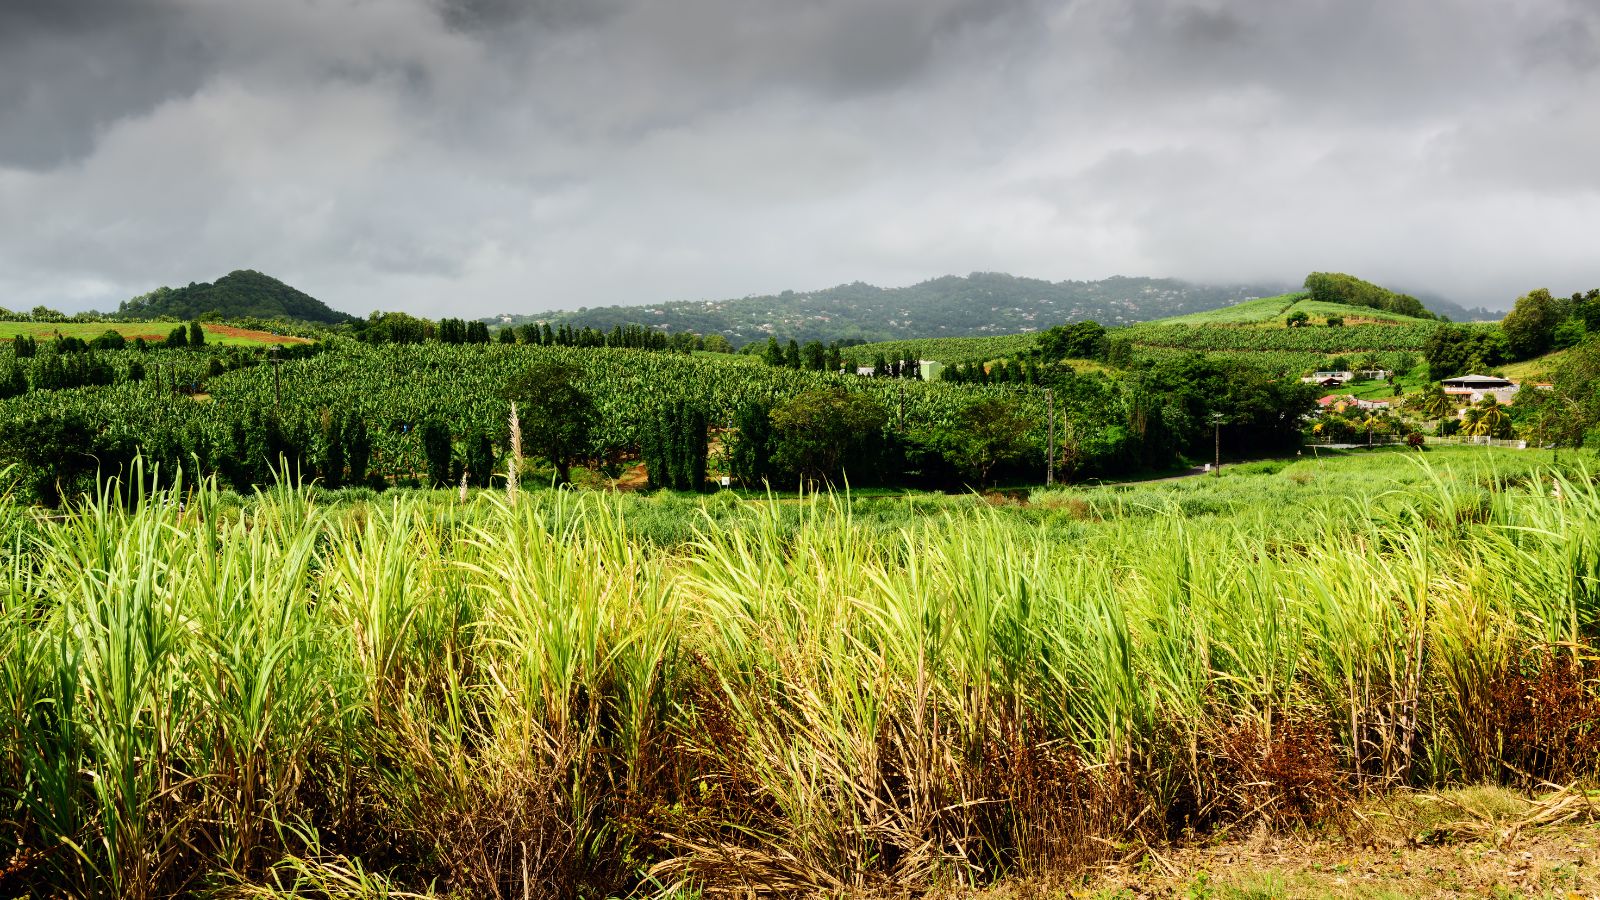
(1426, 435, 1531, 449)
(1306, 434, 1536, 450)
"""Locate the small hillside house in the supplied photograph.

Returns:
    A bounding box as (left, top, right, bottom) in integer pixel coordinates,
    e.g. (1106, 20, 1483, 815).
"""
(1301, 370, 1354, 385)
(1440, 374, 1519, 404)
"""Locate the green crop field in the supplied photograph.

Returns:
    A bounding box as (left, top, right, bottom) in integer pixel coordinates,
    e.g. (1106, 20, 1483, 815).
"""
(0, 310, 1595, 897)
(1120, 292, 1455, 374)
(1500, 348, 1568, 382)
(1284, 297, 1434, 324)
(0, 320, 311, 347)
(1, 446, 1597, 897)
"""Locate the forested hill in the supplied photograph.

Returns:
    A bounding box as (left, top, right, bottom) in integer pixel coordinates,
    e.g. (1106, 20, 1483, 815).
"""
(117, 270, 357, 325)
(488, 273, 1291, 344)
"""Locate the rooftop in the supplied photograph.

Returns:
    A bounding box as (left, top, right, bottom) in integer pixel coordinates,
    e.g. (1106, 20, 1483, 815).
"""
(1441, 374, 1515, 385)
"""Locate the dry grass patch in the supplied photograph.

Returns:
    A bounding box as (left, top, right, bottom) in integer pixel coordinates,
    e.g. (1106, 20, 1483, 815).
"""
(933, 786, 1600, 900)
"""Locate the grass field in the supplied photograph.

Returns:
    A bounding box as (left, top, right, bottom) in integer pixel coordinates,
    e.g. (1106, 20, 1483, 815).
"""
(1500, 348, 1567, 382)
(0, 320, 312, 347)
(3, 445, 1597, 897)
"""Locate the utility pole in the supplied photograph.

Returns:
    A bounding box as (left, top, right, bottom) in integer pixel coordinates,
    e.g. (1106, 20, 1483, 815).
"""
(1045, 388, 1055, 486)
(1211, 412, 1223, 475)
(270, 347, 282, 416)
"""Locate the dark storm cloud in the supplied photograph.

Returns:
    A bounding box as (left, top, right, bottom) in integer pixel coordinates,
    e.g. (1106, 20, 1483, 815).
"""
(0, 1, 214, 168)
(0, 0, 1596, 316)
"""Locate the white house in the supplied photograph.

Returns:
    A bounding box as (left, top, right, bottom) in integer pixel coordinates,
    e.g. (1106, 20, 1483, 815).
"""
(1440, 374, 1519, 405)
(855, 360, 937, 378)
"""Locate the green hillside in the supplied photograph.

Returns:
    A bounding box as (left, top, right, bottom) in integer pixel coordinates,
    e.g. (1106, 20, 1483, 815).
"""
(117, 270, 356, 325)
(488, 273, 1289, 345)
(1151, 292, 1434, 327)
(841, 289, 1450, 376)
(1116, 284, 1473, 374)
(1150, 292, 1307, 325)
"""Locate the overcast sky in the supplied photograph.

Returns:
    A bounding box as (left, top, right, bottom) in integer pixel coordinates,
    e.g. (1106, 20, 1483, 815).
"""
(3, 0, 1597, 317)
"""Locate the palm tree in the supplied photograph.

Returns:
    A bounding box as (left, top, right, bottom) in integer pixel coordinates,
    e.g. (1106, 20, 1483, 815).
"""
(1360, 411, 1386, 447)
(1409, 383, 1455, 421)
(1464, 395, 1510, 441)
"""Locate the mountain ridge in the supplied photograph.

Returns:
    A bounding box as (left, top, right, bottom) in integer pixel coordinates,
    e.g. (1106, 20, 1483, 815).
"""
(489, 273, 1293, 344)
(488, 272, 1495, 344)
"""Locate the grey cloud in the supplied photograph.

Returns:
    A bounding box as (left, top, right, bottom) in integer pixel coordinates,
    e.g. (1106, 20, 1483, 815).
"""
(0, 1, 213, 168)
(0, 0, 1597, 316)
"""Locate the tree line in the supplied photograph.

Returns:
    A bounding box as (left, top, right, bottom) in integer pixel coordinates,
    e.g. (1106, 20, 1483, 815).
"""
(357, 311, 736, 353)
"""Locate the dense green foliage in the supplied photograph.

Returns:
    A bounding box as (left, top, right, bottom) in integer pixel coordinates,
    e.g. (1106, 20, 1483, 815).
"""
(1037, 320, 1108, 360)
(767, 387, 891, 484)
(117, 270, 357, 325)
(0, 339, 1320, 504)
(2, 450, 1597, 896)
(1509, 335, 1600, 450)
(930, 396, 1035, 486)
(640, 400, 709, 490)
(1501, 287, 1600, 360)
(1303, 272, 1434, 320)
(503, 359, 598, 484)
(1423, 325, 1511, 379)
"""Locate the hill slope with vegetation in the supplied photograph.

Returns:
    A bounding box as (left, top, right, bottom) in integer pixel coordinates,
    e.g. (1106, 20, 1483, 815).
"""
(116, 269, 357, 325)
(1117, 281, 1468, 375)
(488, 273, 1289, 344)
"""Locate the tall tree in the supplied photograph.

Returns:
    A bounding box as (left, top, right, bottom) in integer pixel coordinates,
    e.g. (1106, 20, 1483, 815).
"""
(934, 397, 1035, 488)
(420, 420, 453, 488)
(503, 360, 597, 484)
(345, 414, 371, 487)
(728, 400, 777, 487)
(1501, 288, 1566, 360)
(769, 388, 887, 485)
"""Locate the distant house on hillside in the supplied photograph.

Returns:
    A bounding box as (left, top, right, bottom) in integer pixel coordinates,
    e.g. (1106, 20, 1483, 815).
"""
(1317, 394, 1392, 411)
(1302, 369, 1390, 386)
(1440, 374, 1519, 404)
(1301, 370, 1353, 386)
(854, 360, 936, 378)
